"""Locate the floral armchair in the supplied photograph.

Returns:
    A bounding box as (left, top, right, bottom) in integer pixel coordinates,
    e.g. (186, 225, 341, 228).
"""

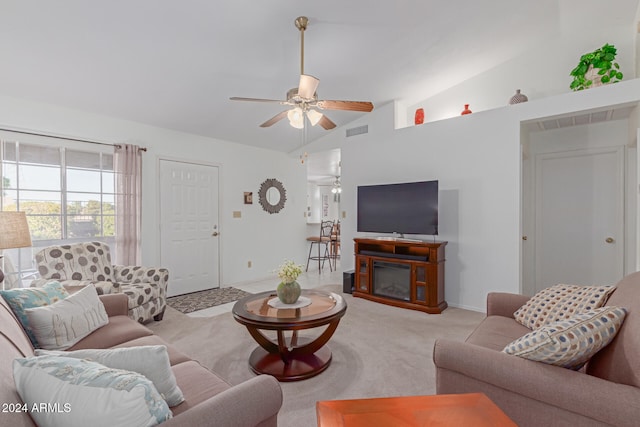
(31, 241, 168, 323)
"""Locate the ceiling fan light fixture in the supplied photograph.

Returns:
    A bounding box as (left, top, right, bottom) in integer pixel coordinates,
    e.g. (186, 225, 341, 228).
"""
(287, 107, 304, 129)
(230, 16, 373, 131)
(306, 109, 323, 126)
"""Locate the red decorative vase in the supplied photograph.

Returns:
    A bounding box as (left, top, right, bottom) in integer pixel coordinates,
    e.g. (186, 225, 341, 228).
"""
(461, 104, 472, 115)
(414, 108, 425, 125)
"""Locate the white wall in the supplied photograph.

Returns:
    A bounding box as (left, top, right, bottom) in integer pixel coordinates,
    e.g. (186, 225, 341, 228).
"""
(298, 79, 640, 311)
(0, 95, 308, 286)
(405, 24, 636, 127)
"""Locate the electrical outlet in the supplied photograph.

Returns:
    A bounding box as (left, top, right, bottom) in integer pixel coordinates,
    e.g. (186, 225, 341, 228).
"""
(233, 211, 242, 218)
(247, 261, 252, 268)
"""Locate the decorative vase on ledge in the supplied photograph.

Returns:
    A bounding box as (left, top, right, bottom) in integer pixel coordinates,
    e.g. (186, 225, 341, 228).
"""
(277, 281, 301, 304)
(461, 104, 472, 115)
(414, 108, 425, 125)
(508, 89, 528, 105)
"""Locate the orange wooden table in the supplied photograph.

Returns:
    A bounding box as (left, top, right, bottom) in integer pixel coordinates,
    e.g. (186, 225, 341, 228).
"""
(316, 393, 516, 427)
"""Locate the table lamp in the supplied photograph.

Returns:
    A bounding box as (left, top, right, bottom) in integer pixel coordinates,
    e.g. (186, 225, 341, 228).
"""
(0, 211, 33, 289)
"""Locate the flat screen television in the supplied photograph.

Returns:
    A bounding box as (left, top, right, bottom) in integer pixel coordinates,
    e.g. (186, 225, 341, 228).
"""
(357, 180, 438, 235)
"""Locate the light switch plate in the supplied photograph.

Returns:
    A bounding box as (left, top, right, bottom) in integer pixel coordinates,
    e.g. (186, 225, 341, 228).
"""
(233, 211, 242, 218)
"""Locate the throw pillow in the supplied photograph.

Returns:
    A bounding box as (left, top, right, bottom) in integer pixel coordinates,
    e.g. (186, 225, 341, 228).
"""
(514, 284, 615, 329)
(36, 345, 184, 407)
(13, 355, 171, 427)
(0, 281, 69, 347)
(503, 306, 627, 370)
(24, 284, 108, 350)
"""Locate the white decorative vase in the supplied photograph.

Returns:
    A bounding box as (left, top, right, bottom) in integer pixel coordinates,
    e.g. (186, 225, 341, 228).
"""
(584, 65, 603, 88)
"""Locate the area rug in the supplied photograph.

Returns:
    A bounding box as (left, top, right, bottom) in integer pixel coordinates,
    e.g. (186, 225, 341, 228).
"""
(166, 287, 251, 314)
(148, 284, 485, 427)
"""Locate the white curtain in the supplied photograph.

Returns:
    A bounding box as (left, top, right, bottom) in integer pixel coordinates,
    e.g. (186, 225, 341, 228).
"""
(114, 144, 142, 265)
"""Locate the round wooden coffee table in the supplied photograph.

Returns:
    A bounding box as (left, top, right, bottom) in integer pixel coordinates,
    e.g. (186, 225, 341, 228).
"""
(232, 289, 347, 381)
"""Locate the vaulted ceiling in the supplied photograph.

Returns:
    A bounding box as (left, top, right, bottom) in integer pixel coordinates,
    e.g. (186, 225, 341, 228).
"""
(1, 1, 638, 153)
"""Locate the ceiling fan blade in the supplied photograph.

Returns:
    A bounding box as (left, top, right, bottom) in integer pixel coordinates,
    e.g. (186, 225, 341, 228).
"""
(298, 74, 320, 99)
(230, 97, 284, 103)
(318, 115, 337, 130)
(260, 110, 289, 128)
(316, 100, 374, 112)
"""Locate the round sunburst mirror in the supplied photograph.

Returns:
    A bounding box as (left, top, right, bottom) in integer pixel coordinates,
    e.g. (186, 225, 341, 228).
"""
(258, 178, 287, 214)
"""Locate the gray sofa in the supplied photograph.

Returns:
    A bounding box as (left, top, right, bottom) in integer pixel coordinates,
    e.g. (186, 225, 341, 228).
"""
(1, 291, 282, 427)
(434, 271, 640, 427)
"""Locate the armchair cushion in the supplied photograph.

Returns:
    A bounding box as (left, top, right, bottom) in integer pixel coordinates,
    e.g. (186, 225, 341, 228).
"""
(34, 241, 114, 282)
(513, 283, 615, 329)
(504, 306, 627, 369)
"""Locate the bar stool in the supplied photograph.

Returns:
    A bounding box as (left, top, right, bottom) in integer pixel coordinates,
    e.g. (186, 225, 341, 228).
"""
(306, 220, 334, 273)
(329, 220, 340, 269)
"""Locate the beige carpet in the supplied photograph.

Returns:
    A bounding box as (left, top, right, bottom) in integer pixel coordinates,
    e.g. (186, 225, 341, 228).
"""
(147, 284, 485, 427)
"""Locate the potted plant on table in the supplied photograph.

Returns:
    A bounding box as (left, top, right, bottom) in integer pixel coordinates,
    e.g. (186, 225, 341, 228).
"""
(275, 260, 303, 304)
(569, 43, 623, 91)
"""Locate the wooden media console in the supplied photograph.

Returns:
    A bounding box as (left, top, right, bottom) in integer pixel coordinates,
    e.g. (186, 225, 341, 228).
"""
(353, 238, 447, 314)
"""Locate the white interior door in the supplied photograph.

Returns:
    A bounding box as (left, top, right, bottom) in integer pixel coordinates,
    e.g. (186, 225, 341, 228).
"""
(533, 147, 624, 292)
(159, 159, 220, 296)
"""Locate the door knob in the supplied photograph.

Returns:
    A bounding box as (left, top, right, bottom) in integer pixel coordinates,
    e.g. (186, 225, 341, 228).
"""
(605, 237, 614, 244)
(212, 231, 219, 237)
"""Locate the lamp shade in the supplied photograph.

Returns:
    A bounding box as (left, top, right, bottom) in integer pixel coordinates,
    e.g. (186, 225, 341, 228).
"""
(0, 212, 32, 250)
(287, 107, 304, 129)
(306, 109, 323, 126)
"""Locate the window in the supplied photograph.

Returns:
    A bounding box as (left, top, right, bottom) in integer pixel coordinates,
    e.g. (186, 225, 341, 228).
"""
(1, 136, 115, 284)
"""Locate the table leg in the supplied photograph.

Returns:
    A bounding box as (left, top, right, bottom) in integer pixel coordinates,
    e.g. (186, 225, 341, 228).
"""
(247, 320, 342, 381)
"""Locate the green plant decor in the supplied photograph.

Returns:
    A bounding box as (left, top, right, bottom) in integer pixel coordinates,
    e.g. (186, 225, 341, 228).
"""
(570, 43, 623, 91)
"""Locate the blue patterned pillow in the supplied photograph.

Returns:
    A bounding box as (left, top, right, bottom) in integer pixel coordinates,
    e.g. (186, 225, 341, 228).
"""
(0, 281, 69, 346)
(504, 306, 627, 370)
(13, 355, 172, 426)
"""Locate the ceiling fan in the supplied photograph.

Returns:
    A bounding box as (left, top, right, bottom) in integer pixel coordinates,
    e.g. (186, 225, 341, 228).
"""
(230, 16, 374, 130)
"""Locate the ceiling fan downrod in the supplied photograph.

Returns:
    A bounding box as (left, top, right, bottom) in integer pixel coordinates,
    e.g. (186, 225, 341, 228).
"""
(295, 16, 308, 76)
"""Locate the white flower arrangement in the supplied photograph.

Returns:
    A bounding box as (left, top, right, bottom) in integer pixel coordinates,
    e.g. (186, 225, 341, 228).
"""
(276, 260, 303, 284)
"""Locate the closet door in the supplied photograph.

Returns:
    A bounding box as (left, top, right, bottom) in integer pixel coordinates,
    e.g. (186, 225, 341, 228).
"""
(534, 147, 623, 292)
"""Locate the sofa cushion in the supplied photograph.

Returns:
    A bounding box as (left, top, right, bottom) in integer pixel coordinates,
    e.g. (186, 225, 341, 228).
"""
(13, 354, 171, 427)
(25, 285, 108, 350)
(67, 315, 153, 350)
(466, 315, 532, 351)
(0, 281, 69, 347)
(111, 335, 192, 366)
(36, 345, 184, 407)
(504, 306, 627, 370)
(169, 360, 231, 417)
(514, 284, 615, 330)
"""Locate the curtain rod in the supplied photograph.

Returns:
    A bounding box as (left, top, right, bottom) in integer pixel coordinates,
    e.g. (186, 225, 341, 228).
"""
(0, 128, 147, 152)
